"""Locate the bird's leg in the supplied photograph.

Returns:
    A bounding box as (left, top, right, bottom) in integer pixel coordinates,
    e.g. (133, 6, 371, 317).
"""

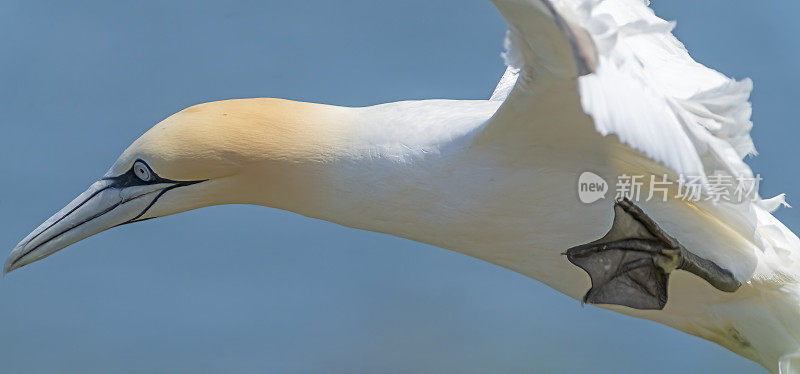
(564, 198, 741, 310)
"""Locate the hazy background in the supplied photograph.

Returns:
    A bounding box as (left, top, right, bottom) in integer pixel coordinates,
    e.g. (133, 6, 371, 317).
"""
(1, 1, 797, 373)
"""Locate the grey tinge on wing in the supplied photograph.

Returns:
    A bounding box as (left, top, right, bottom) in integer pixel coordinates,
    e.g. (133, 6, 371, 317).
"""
(564, 198, 741, 310)
(541, 0, 598, 76)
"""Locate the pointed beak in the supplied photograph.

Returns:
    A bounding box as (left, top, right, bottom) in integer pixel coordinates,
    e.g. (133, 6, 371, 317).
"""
(5, 179, 178, 275)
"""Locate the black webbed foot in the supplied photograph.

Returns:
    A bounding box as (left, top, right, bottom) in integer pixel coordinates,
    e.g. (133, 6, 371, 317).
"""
(565, 198, 741, 310)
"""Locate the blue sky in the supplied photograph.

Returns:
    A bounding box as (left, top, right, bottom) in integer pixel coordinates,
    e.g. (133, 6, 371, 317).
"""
(0, 1, 798, 373)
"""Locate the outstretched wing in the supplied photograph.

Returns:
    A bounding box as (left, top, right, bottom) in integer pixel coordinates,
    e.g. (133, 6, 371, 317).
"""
(481, 0, 798, 277)
(484, 0, 762, 192)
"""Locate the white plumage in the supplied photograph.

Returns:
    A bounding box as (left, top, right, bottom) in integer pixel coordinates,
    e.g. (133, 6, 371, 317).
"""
(484, 1, 799, 372)
(6, 0, 799, 372)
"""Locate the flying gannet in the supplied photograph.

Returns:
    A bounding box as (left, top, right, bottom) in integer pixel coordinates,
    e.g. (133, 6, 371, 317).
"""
(6, 0, 799, 372)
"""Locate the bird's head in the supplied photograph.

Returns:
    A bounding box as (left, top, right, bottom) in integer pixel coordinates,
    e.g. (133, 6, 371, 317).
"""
(6, 98, 352, 274)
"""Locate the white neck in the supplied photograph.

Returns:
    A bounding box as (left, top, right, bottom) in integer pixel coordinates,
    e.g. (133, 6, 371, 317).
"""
(220, 98, 800, 373)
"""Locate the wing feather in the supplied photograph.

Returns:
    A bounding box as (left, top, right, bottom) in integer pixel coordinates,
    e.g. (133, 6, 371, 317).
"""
(487, 0, 773, 198)
(485, 0, 797, 276)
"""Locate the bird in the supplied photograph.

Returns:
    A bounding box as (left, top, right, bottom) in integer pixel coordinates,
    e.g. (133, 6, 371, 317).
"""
(6, 0, 799, 372)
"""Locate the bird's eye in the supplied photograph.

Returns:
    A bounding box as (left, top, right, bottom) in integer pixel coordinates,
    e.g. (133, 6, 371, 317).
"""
(133, 161, 153, 182)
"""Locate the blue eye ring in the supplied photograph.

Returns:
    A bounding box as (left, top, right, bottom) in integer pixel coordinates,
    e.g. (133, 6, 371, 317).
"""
(133, 160, 152, 182)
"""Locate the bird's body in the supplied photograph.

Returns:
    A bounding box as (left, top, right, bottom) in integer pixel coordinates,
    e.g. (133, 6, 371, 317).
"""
(8, 0, 800, 372)
(139, 93, 800, 370)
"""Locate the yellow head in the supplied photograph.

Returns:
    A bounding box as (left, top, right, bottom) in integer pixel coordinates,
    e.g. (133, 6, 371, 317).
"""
(5, 98, 354, 273)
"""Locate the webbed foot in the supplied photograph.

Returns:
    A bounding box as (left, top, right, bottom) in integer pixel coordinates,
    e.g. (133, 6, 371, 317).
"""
(565, 198, 741, 310)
